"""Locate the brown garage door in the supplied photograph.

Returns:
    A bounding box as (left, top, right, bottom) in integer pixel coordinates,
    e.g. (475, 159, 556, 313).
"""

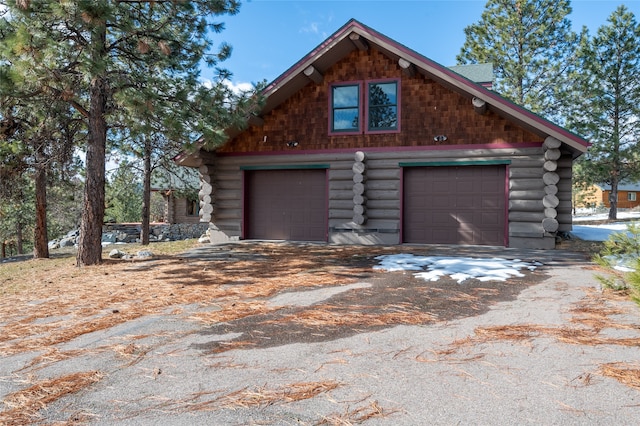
(403, 165, 506, 245)
(245, 169, 327, 241)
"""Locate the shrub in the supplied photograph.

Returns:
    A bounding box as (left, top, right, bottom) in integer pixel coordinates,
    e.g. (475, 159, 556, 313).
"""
(626, 259, 640, 305)
(593, 222, 640, 305)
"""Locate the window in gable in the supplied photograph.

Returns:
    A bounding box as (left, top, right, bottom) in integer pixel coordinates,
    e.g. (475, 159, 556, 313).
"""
(367, 80, 398, 132)
(330, 79, 400, 135)
(331, 84, 360, 133)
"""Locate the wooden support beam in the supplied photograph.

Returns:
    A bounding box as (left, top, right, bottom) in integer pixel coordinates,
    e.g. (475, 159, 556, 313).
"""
(349, 33, 369, 51)
(303, 65, 324, 84)
(398, 58, 415, 77)
(472, 97, 487, 115)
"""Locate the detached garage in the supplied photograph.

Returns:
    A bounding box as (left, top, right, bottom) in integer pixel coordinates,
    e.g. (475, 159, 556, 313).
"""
(179, 20, 590, 250)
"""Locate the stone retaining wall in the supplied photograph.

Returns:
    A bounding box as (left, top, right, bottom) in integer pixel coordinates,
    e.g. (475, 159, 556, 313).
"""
(49, 223, 209, 249)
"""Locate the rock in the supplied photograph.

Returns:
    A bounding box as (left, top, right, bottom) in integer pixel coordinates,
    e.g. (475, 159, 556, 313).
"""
(109, 249, 127, 259)
(48, 240, 60, 250)
(198, 234, 210, 244)
(102, 233, 117, 244)
(136, 250, 153, 259)
(59, 237, 76, 248)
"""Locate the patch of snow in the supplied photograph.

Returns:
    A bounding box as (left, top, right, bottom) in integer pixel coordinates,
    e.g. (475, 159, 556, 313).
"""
(570, 211, 640, 272)
(374, 254, 541, 283)
(572, 210, 640, 222)
(570, 224, 630, 242)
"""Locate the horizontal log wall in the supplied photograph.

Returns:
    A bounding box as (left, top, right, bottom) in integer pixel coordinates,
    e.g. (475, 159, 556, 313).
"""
(556, 155, 573, 232)
(202, 145, 568, 248)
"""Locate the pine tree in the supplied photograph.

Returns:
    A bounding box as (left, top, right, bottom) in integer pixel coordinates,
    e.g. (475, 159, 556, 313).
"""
(105, 161, 142, 224)
(0, 0, 251, 265)
(457, 0, 582, 117)
(569, 5, 640, 220)
(0, 93, 80, 259)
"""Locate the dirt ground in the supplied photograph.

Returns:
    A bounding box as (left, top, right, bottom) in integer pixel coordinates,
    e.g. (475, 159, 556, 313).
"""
(1, 241, 639, 425)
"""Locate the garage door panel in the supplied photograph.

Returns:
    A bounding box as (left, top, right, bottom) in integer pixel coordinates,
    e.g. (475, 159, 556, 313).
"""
(246, 169, 327, 241)
(403, 165, 506, 245)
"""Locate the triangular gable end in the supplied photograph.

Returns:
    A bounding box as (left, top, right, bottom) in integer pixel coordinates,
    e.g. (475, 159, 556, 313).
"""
(234, 19, 589, 156)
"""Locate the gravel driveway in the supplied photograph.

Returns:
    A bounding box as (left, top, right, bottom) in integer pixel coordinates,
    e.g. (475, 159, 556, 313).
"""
(1, 243, 639, 425)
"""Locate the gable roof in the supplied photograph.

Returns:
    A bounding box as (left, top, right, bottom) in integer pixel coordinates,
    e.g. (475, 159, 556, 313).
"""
(448, 63, 494, 88)
(248, 19, 589, 155)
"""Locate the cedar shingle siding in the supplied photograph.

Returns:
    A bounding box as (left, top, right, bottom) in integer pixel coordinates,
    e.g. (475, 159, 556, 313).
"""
(218, 49, 542, 154)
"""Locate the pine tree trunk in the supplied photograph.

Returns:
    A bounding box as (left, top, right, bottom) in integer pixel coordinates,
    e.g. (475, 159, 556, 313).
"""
(609, 177, 619, 220)
(140, 137, 151, 245)
(16, 220, 23, 255)
(77, 22, 108, 266)
(33, 159, 49, 259)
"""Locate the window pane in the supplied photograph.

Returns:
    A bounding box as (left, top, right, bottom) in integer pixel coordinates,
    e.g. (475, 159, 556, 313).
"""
(368, 82, 397, 130)
(369, 82, 397, 106)
(332, 84, 359, 131)
(333, 108, 359, 131)
(333, 85, 359, 108)
(369, 106, 397, 129)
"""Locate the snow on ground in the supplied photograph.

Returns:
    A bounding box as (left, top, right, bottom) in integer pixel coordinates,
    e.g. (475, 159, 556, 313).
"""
(571, 210, 640, 242)
(374, 254, 542, 283)
(374, 210, 640, 282)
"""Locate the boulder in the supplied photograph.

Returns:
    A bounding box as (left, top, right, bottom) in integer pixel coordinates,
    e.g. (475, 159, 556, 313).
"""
(109, 249, 127, 259)
(136, 250, 153, 259)
(59, 237, 76, 248)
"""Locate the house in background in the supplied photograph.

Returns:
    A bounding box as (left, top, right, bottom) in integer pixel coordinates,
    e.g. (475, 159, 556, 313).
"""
(576, 182, 640, 210)
(151, 168, 201, 225)
(178, 19, 590, 249)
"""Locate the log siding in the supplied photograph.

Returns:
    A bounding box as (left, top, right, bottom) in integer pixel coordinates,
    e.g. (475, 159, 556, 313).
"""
(203, 145, 559, 248)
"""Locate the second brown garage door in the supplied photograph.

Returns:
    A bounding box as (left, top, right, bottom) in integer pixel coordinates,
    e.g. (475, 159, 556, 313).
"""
(403, 165, 507, 246)
(245, 169, 327, 241)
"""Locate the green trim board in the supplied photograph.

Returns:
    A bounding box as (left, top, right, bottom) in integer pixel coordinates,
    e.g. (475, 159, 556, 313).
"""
(399, 160, 512, 167)
(240, 164, 330, 171)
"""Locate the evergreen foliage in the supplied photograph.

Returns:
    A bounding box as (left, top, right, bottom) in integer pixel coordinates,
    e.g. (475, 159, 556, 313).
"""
(0, 0, 258, 265)
(105, 161, 143, 224)
(457, 0, 583, 118)
(569, 6, 640, 220)
(594, 222, 640, 305)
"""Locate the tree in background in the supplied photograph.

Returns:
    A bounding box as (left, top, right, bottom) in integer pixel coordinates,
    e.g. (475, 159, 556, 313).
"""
(0, 175, 33, 257)
(105, 161, 143, 224)
(46, 176, 84, 241)
(457, 0, 583, 118)
(0, 0, 252, 266)
(0, 92, 82, 258)
(569, 5, 640, 220)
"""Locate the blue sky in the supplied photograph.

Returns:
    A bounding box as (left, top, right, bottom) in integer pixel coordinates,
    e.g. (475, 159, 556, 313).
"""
(208, 0, 640, 89)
